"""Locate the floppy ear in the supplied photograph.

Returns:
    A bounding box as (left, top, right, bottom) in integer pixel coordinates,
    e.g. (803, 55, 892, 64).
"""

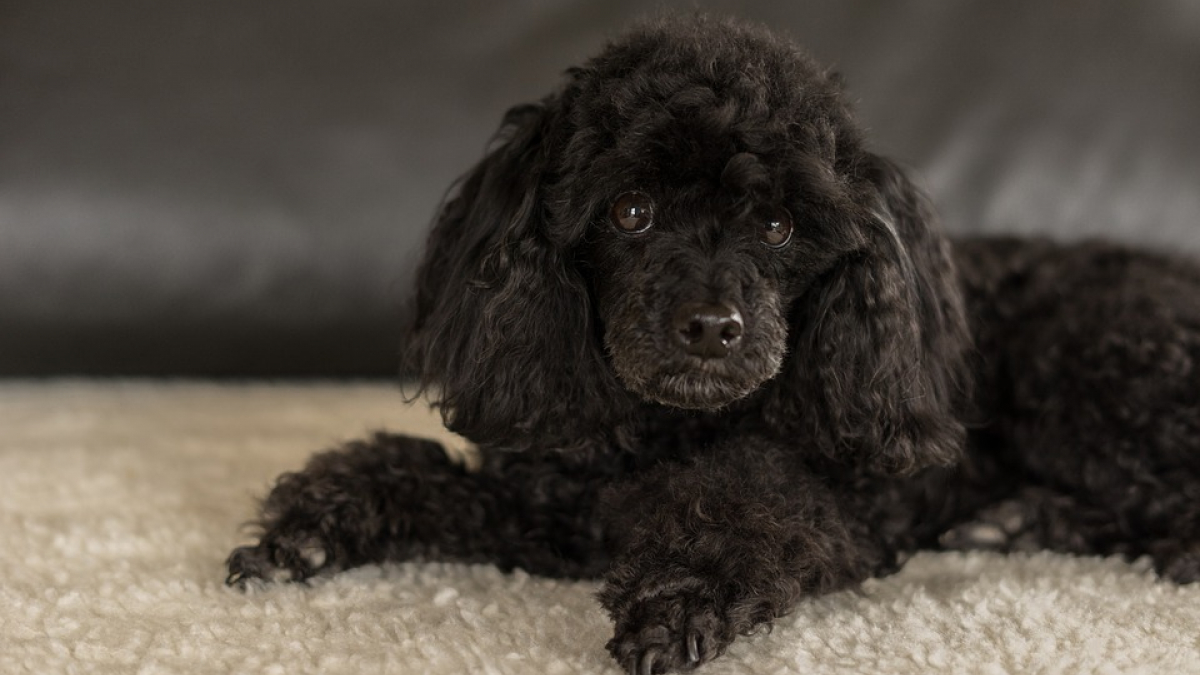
(766, 154, 971, 473)
(403, 100, 627, 450)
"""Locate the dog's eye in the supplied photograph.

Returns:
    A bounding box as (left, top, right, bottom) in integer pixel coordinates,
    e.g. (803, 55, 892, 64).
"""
(759, 208, 793, 248)
(611, 192, 655, 234)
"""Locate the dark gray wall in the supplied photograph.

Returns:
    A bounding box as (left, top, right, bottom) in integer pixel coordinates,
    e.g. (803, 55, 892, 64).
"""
(2, 0, 1198, 376)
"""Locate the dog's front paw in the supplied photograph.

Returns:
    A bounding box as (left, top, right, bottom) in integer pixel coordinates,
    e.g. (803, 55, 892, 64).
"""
(606, 584, 734, 674)
(225, 534, 330, 588)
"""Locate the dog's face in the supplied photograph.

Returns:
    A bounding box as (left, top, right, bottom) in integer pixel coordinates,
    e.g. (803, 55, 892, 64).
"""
(549, 37, 865, 410)
(580, 168, 848, 411)
(585, 184, 794, 410)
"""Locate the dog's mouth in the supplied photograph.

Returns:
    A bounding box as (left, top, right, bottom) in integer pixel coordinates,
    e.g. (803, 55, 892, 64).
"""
(633, 364, 772, 410)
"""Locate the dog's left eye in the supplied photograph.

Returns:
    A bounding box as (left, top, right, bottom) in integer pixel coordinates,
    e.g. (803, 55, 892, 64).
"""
(759, 208, 793, 248)
(611, 192, 655, 234)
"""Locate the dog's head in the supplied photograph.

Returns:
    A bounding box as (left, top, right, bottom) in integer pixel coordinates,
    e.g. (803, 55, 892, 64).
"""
(406, 17, 969, 472)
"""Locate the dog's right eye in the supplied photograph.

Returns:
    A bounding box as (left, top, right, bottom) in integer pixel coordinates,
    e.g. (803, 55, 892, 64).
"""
(611, 192, 655, 233)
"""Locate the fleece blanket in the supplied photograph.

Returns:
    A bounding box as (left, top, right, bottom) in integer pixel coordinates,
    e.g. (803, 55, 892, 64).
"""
(2, 382, 1199, 675)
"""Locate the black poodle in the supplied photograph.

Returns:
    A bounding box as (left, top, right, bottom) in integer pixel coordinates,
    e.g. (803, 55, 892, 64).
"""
(227, 16, 1200, 674)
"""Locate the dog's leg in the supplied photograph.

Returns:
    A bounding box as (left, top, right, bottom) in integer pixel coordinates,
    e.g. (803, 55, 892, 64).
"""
(937, 486, 1119, 555)
(226, 433, 613, 585)
(938, 482, 1200, 583)
(598, 438, 883, 674)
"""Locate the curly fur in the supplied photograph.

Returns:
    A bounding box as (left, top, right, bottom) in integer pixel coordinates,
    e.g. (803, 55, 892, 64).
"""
(227, 16, 1200, 674)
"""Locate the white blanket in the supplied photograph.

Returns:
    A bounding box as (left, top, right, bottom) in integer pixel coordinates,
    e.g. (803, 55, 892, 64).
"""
(2, 382, 1198, 674)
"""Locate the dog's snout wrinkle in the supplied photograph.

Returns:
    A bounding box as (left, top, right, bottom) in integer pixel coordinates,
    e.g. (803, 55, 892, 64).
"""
(672, 302, 744, 359)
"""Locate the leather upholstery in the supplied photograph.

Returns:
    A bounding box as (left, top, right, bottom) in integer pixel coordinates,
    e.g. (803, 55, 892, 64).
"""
(2, 0, 1197, 375)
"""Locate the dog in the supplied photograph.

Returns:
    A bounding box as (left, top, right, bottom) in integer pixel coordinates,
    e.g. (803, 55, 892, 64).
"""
(227, 16, 1200, 674)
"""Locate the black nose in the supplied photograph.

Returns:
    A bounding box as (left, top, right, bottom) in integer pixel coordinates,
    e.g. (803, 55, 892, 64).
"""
(672, 302, 744, 359)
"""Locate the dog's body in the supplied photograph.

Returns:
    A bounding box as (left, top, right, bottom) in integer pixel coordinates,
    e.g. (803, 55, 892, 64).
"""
(227, 17, 1200, 674)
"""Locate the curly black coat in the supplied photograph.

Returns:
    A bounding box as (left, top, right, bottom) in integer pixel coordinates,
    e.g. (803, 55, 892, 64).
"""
(227, 16, 1200, 674)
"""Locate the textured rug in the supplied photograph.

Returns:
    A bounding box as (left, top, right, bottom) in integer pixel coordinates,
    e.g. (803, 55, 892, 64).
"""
(2, 382, 1199, 674)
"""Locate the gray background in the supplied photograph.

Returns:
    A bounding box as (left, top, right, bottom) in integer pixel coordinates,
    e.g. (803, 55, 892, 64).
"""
(2, 0, 1198, 376)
